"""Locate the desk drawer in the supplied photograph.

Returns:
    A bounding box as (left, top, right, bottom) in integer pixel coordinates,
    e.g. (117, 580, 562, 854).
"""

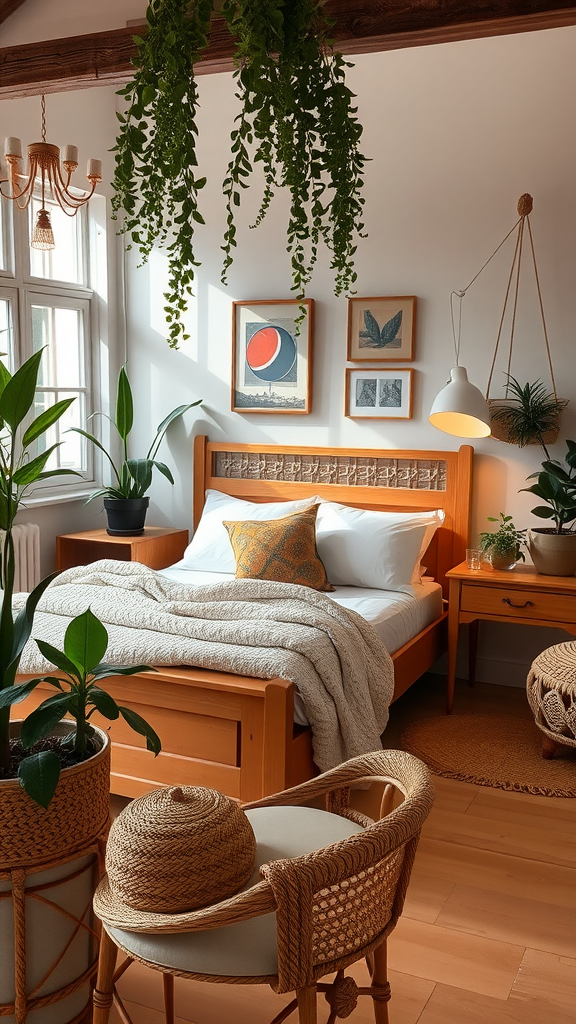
(460, 584, 574, 622)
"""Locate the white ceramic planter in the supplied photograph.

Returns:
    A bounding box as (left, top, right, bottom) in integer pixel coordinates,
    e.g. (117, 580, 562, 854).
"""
(0, 723, 110, 1024)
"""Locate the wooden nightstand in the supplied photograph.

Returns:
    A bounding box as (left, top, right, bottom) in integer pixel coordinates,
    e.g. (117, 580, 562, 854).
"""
(56, 527, 189, 572)
(446, 561, 576, 713)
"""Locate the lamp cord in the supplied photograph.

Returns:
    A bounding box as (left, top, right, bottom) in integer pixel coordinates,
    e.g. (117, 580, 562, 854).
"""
(450, 216, 522, 367)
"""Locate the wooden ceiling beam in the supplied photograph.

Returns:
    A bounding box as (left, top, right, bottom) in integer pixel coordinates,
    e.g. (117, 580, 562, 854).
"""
(0, 0, 28, 27)
(1, 2, 576, 100)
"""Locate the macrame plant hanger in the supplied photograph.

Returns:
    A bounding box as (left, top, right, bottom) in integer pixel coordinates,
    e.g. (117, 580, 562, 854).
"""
(484, 193, 562, 444)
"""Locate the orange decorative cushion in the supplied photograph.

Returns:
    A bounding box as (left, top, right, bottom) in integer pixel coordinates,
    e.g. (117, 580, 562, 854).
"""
(223, 505, 334, 592)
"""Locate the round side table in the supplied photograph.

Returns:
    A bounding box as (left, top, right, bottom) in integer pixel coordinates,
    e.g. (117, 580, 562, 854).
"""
(527, 641, 576, 759)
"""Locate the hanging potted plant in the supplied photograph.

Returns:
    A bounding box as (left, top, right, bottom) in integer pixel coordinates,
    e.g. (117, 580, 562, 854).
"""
(489, 376, 567, 454)
(520, 440, 576, 575)
(478, 512, 527, 571)
(1, 608, 159, 1022)
(113, 0, 367, 347)
(72, 365, 201, 535)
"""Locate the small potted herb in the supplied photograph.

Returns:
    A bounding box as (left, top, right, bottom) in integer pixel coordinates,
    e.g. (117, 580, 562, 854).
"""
(479, 513, 527, 571)
(520, 440, 576, 575)
(73, 366, 201, 535)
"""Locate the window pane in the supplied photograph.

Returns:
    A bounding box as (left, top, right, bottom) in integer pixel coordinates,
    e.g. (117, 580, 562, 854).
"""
(28, 197, 84, 285)
(0, 297, 14, 370)
(30, 303, 87, 473)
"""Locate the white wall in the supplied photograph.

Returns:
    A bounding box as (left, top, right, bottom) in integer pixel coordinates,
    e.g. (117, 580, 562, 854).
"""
(2, 11, 575, 681)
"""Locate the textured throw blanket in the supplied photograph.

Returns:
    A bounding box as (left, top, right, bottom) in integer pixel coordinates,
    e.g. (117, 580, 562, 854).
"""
(16, 560, 394, 771)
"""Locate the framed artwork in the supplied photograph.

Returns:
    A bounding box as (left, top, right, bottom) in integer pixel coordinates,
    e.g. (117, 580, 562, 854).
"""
(345, 367, 414, 419)
(347, 295, 416, 361)
(232, 299, 313, 414)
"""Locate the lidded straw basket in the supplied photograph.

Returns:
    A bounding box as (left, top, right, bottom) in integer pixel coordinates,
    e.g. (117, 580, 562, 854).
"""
(105, 786, 257, 913)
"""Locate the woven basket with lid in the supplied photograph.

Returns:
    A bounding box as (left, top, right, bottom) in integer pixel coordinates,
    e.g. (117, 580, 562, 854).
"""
(105, 785, 257, 914)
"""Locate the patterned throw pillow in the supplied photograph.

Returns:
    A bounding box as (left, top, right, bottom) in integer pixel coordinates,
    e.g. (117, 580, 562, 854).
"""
(223, 505, 334, 592)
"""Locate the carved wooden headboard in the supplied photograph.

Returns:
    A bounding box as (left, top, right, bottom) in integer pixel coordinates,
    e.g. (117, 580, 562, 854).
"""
(193, 436, 473, 598)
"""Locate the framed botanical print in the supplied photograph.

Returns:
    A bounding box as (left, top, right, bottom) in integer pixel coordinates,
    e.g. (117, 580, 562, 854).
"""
(347, 295, 416, 361)
(232, 299, 313, 414)
(345, 367, 414, 419)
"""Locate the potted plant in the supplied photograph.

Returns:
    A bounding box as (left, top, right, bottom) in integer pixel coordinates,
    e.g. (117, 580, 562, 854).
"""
(73, 365, 201, 535)
(520, 440, 576, 575)
(113, 0, 367, 347)
(0, 607, 159, 1022)
(478, 513, 527, 571)
(489, 376, 567, 457)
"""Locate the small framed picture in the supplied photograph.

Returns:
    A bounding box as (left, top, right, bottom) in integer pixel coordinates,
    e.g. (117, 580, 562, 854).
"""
(345, 367, 414, 419)
(232, 299, 313, 414)
(347, 295, 416, 361)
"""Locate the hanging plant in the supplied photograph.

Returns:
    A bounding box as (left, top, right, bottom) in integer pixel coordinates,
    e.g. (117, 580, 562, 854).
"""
(112, 0, 212, 348)
(489, 376, 567, 458)
(112, 0, 367, 348)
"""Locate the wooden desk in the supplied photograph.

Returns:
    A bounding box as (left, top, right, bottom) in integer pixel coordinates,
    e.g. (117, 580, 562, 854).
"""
(446, 561, 576, 713)
(56, 527, 189, 572)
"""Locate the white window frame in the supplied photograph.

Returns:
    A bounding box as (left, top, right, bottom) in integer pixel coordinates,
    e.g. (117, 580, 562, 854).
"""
(0, 196, 102, 504)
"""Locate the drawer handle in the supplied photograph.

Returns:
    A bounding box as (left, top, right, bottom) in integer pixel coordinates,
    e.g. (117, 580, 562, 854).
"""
(502, 598, 533, 609)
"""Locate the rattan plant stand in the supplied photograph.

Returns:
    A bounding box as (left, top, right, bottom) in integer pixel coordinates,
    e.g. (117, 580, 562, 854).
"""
(0, 724, 110, 1023)
(527, 641, 576, 759)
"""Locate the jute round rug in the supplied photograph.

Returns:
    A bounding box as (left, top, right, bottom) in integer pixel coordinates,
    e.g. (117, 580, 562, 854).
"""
(401, 714, 576, 798)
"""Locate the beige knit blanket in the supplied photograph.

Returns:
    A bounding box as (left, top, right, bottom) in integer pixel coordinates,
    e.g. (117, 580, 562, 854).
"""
(16, 560, 394, 771)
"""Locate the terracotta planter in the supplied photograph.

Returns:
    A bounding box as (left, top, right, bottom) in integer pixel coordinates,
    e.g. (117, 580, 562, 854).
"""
(528, 529, 576, 577)
(0, 723, 110, 1024)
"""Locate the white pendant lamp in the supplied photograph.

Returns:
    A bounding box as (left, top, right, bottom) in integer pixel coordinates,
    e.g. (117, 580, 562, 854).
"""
(429, 366, 491, 438)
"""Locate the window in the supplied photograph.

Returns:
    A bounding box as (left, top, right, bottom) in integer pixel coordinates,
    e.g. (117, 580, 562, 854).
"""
(0, 192, 100, 499)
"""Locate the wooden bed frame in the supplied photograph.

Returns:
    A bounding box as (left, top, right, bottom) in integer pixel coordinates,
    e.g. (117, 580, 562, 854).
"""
(15, 437, 472, 802)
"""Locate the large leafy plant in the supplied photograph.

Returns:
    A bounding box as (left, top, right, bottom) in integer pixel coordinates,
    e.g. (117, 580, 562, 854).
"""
(521, 439, 576, 534)
(0, 608, 160, 807)
(0, 350, 78, 777)
(113, 0, 366, 348)
(72, 365, 200, 499)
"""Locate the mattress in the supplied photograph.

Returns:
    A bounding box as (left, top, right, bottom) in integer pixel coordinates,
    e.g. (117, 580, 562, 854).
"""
(159, 565, 443, 725)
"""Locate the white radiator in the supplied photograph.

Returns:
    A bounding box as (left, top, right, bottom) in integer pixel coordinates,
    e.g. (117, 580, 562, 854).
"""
(0, 523, 41, 592)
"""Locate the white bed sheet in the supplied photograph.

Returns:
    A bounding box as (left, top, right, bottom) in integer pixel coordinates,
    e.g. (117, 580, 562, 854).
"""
(159, 564, 443, 725)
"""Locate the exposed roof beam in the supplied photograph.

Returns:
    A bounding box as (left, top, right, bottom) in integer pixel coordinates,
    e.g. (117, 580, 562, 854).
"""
(0, 0, 28, 27)
(1, 2, 576, 100)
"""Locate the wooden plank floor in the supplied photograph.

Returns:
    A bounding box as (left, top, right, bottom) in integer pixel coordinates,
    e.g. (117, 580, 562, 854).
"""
(109, 675, 576, 1023)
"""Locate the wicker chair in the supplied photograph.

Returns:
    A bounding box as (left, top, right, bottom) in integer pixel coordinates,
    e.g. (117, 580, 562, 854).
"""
(92, 750, 434, 1024)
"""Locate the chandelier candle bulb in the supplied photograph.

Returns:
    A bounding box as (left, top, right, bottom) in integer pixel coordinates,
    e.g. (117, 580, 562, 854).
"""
(87, 158, 102, 181)
(62, 144, 78, 166)
(4, 137, 22, 158)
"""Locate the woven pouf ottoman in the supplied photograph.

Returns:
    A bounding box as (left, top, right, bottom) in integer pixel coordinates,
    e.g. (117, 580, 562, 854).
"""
(527, 641, 576, 759)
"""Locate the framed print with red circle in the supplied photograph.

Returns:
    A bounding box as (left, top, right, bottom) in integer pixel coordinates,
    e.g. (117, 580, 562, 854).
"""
(232, 299, 313, 414)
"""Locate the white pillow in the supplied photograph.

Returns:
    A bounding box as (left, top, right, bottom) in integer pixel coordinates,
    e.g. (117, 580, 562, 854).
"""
(182, 489, 320, 573)
(413, 512, 446, 583)
(315, 502, 445, 592)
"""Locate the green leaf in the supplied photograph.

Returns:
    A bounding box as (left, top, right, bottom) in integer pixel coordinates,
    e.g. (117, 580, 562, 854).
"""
(34, 639, 82, 678)
(67, 428, 120, 480)
(22, 398, 76, 447)
(90, 662, 155, 680)
(151, 460, 174, 485)
(64, 609, 109, 675)
(13, 444, 62, 487)
(531, 505, 556, 518)
(126, 459, 152, 495)
(119, 705, 161, 755)
(89, 687, 120, 720)
(6, 572, 59, 686)
(147, 402, 200, 459)
(0, 676, 46, 710)
(20, 692, 72, 748)
(0, 349, 42, 430)
(116, 366, 134, 442)
(18, 750, 61, 809)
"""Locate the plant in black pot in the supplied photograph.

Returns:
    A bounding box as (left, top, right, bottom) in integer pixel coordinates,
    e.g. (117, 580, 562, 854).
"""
(73, 366, 201, 535)
(520, 439, 576, 576)
(478, 513, 527, 571)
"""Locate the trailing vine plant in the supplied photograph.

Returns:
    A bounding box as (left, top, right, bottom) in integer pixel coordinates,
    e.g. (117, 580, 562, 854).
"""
(112, 0, 212, 348)
(220, 0, 367, 311)
(112, 0, 367, 348)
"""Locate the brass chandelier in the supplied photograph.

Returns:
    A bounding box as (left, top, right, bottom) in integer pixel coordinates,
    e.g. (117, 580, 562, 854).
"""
(0, 95, 102, 250)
